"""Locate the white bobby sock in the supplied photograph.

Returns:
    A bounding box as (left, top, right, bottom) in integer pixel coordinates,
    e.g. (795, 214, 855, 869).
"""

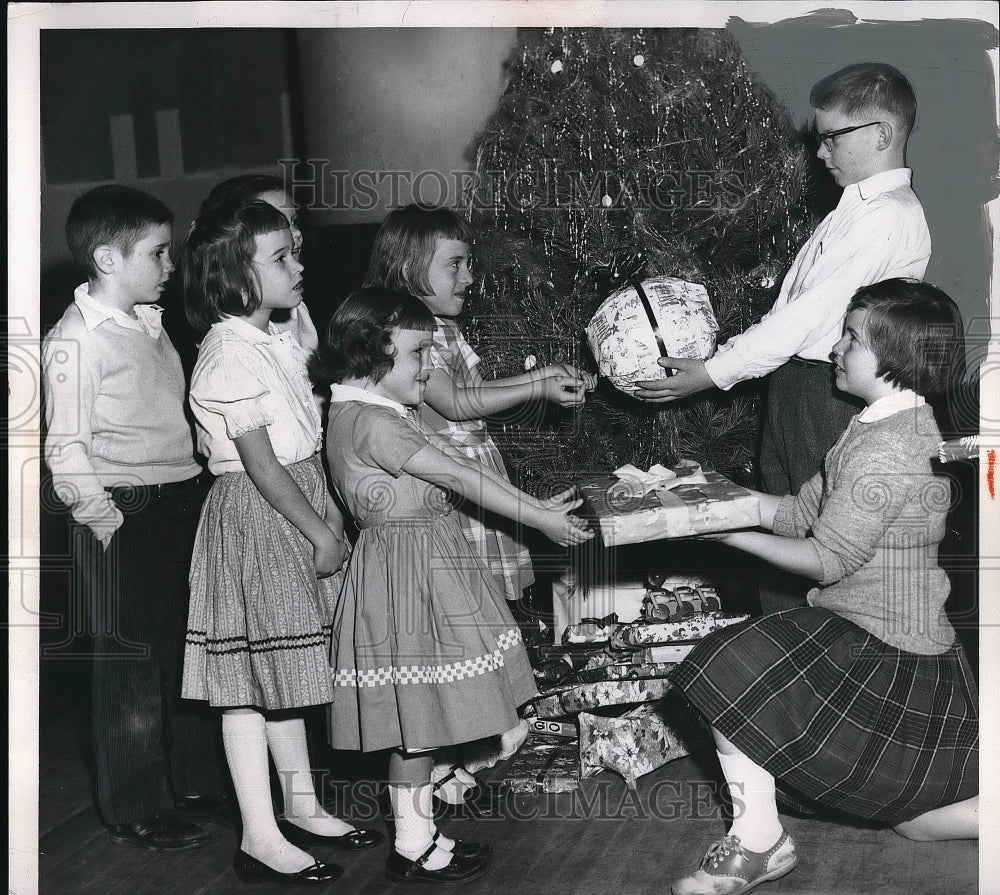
(222, 711, 314, 873)
(390, 783, 452, 870)
(716, 747, 784, 852)
(432, 759, 479, 805)
(498, 719, 530, 759)
(264, 717, 354, 837)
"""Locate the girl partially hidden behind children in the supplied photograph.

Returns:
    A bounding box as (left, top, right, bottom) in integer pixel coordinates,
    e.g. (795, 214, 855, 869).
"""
(310, 287, 593, 884)
(181, 200, 383, 886)
(668, 278, 978, 895)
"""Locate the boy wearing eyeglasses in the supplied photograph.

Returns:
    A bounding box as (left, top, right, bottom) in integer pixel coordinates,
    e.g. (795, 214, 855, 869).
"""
(636, 63, 931, 500)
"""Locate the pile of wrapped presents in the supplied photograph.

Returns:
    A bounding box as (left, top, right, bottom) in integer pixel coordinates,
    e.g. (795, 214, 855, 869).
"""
(498, 461, 760, 794)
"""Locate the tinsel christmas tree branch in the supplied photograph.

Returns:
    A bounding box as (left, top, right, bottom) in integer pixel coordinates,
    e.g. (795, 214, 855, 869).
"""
(466, 27, 815, 489)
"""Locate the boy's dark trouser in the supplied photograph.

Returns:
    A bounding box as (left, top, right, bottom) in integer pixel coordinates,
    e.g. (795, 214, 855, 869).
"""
(75, 480, 227, 827)
(758, 359, 863, 614)
(760, 358, 864, 497)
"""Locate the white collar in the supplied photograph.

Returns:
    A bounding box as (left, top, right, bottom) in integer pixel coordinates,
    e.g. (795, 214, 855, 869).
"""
(857, 388, 925, 423)
(217, 314, 295, 344)
(74, 282, 163, 338)
(842, 168, 912, 204)
(329, 383, 410, 419)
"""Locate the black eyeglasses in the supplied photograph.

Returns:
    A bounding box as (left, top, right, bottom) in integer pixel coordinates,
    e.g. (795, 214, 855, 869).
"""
(815, 121, 884, 151)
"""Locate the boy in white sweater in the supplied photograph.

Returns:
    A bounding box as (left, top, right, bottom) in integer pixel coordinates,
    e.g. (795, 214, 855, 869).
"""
(42, 185, 230, 851)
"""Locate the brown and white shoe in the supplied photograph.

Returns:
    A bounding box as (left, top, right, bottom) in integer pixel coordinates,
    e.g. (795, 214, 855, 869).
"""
(671, 831, 797, 895)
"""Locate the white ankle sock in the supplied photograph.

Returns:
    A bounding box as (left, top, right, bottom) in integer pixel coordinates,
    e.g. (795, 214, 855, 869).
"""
(716, 747, 784, 852)
(432, 760, 478, 805)
(222, 711, 313, 873)
(390, 783, 452, 870)
(498, 719, 529, 759)
(264, 717, 354, 837)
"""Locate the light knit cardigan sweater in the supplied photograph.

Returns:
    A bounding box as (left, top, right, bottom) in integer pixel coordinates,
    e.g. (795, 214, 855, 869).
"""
(773, 403, 955, 655)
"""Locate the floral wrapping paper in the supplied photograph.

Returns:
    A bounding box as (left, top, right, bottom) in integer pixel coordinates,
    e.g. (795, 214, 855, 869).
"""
(586, 276, 719, 394)
(612, 612, 751, 647)
(578, 698, 712, 789)
(580, 470, 761, 546)
(533, 676, 674, 719)
(500, 733, 581, 793)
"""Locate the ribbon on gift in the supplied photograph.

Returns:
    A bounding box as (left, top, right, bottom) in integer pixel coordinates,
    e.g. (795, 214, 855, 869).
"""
(608, 460, 706, 503)
(643, 482, 751, 537)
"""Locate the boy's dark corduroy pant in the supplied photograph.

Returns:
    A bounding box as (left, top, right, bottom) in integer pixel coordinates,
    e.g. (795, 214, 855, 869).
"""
(759, 358, 865, 497)
(73, 479, 228, 827)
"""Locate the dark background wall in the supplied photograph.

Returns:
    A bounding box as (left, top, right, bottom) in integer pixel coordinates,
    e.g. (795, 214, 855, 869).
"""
(38, 22, 997, 345)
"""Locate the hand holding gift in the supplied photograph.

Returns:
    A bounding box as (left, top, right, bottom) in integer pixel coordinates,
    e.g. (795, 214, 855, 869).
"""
(634, 355, 716, 402)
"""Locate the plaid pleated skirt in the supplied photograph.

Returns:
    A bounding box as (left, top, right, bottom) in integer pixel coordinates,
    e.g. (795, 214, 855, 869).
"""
(182, 454, 344, 711)
(669, 607, 978, 824)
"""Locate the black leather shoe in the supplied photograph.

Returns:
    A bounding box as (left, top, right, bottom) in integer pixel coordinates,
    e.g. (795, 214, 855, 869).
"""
(433, 831, 491, 860)
(278, 818, 385, 851)
(385, 847, 489, 884)
(232, 849, 344, 885)
(436, 783, 505, 820)
(175, 793, 239, 828)
(109, 813, 210, 851)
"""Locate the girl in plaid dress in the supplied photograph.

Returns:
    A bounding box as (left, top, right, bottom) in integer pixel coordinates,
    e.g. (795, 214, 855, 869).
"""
(668, 279, 978, 895)
(181, 200, 383, 885)
(311, 288, 593, 883)
(364, 204, 595, 608)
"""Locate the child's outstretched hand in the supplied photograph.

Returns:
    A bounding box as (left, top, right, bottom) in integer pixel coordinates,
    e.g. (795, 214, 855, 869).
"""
(540, 363, 597, 391)
(541, 375, 590, 407)
(539, 485, 579, 509)
(535, 501, 593, 547)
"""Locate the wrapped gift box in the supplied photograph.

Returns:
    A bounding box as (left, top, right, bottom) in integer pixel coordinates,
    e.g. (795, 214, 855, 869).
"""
(578, 697, 712, 788)
(533, 676, 673, 718)
(569, 661, 677, 683)
(613, 612, 751, 648)
(580, 469, 760, 546)
(553, 564, 718, 641)
(529, 716, 577, 738)
(500, 733, 580, 793)
(586, 276, 718, 395)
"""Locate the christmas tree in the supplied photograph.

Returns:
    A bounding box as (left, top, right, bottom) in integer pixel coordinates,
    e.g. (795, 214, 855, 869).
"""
(466, 28, 815, 491)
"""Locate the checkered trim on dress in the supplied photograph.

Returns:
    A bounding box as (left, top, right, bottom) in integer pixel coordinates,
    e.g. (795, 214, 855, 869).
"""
(333, 627, 524, 688)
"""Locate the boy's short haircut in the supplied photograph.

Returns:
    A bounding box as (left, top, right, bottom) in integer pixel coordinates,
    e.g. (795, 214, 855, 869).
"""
(364, 204, 475, 298)
(182, 199, 289, 335)
(848, 278, 963, 399)
(65, 184, 174, 280)
(810, 62, 916, 134)
(309, 286, 436, 386)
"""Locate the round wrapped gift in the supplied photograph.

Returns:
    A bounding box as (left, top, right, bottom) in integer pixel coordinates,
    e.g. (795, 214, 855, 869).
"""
(586, 276, 718, 394)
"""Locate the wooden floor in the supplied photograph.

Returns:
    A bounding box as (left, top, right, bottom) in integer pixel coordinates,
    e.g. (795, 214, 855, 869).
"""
(36, 697, 978, 895)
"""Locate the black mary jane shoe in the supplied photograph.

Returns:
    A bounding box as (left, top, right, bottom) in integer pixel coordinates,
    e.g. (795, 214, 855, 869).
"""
(433, 830, 491, 860)
(232, 849, 344, 885)
(277, 818, 385, 851)
(385, 846, 489, 884)
(434, 779, 506, 820)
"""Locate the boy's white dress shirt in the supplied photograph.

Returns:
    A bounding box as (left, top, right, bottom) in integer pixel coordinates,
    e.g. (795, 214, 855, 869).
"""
(705, 168, 931, 390)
